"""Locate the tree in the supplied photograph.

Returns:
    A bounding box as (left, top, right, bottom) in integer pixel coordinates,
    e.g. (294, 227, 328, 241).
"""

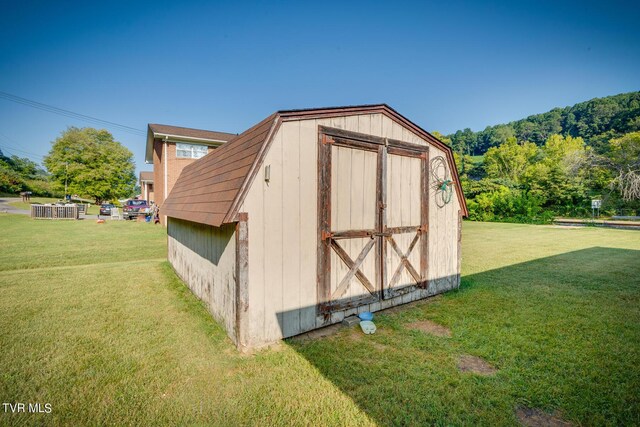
(480, 124, 516, 150)
(433, 131, 470, 174)
(0, 150, 55, 196)
(8, 156, 47, 179)
(524, 134, 588, 212)
(447, 91, 640, 156)
(484, 137, 539, 184)
(589, 132, 640, 201)
(43, 127, 136, 203)
(430, 131, 451, 146)
(0, 158, 24, 193)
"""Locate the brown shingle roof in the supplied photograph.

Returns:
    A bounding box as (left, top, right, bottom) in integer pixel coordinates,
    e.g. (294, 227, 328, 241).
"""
(145, 124, 237, 163)
(162, 105, 468, 227)
(139, 171, 153, 182)
(148, 124, 237, 142)
(162, 114, 277, 227)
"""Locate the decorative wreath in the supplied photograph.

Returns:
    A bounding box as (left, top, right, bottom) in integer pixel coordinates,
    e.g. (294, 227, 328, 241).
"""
(430, 156, 453, 207)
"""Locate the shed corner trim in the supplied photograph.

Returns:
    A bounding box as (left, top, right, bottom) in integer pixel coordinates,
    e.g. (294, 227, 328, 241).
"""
(235, 212, 249, 349)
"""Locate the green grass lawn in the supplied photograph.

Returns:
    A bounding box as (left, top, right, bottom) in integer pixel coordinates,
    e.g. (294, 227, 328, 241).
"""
(0, 215, 638, 426)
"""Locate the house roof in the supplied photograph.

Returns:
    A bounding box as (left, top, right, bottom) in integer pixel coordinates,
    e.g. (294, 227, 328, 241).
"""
(139, 171, 153, 182)
(145, 124, 237, 163)
(162, 104, 468, 227)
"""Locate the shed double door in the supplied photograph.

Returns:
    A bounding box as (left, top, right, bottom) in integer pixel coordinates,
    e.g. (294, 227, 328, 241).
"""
(318, 126, 429, 314)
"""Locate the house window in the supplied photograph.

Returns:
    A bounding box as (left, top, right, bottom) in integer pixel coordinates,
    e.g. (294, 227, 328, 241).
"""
(176, 143, 208, 159)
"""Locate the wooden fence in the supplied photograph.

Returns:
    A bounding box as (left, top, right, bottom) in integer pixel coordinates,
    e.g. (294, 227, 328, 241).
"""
(31, 204, 79, 220)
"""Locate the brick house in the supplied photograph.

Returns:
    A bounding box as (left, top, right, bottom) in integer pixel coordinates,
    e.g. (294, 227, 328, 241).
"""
(145, 124, 236, 224)
(139, 171, 154, 202)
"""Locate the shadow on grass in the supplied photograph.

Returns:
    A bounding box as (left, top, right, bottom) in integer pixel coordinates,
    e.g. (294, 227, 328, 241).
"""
(285, 247, 640, 426)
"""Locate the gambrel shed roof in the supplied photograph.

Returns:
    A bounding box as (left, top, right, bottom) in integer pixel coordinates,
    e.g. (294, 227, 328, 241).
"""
(162, 104, 468, 227)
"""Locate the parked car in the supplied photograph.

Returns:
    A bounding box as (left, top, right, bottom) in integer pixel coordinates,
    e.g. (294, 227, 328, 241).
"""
(122, 199, 150, 220)
(99, 203, 115, 216)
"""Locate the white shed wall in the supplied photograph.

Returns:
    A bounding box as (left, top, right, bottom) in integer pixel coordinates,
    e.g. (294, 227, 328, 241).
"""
(167, 218, 238, 342)
(240, 113, 462, 347)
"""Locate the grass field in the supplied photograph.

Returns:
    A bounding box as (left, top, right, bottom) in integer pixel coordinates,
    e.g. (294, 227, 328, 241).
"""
(0, 214, 638, 426)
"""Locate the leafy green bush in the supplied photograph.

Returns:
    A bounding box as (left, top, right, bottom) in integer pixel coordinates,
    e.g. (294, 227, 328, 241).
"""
(467, 185, 553, 224)
(25, 179, 60, 198)
(0, 153, 58, 197)
(0, 159, 24, 193)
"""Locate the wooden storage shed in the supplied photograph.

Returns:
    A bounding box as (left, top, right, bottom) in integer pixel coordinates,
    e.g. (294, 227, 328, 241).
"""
(163, 105, 467, 350)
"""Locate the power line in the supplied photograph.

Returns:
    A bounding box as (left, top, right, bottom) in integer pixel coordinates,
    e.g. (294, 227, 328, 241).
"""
(0, 143, 45, 159)
(0, 132, 46, 164)
(0, 146, 44, 159)
(0, 90, 146, 136)
(0, 132, 46, 159)
(0, 145, 45, 163)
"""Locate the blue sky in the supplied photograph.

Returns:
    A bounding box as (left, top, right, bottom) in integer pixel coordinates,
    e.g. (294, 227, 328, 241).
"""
(1, 0, 638, 175)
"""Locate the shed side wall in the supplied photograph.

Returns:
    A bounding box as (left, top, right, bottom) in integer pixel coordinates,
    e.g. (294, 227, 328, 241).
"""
(240, 113, 461, 347)
(167, 217, 237, 342)
(427, 145, 461, 293)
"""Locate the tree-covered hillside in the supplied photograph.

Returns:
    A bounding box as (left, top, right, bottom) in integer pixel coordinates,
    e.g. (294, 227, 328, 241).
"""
(449, 91, 640, 155)
(437, 91, 640, 221)
(0, 149, 56, 196)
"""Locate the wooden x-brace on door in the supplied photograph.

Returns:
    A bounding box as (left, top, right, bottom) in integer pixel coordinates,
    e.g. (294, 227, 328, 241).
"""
(317, 126, 429, 315)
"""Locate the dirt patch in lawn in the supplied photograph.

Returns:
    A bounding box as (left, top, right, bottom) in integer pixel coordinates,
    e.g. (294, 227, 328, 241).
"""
(515, 407, 573, 427)
(406, 320, 451, 337)
(457, 354, 497, 375)
(368, 340, 389, 351)
(348, 328, 363, 341)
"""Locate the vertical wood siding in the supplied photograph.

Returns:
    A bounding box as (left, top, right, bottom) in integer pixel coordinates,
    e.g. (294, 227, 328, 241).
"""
(427, 145, 461, 294)
(330, 145, 378, 308)
(385, 153, 422, 294)
(167, 218, 238, 342)
(240, 113, 461, 347)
